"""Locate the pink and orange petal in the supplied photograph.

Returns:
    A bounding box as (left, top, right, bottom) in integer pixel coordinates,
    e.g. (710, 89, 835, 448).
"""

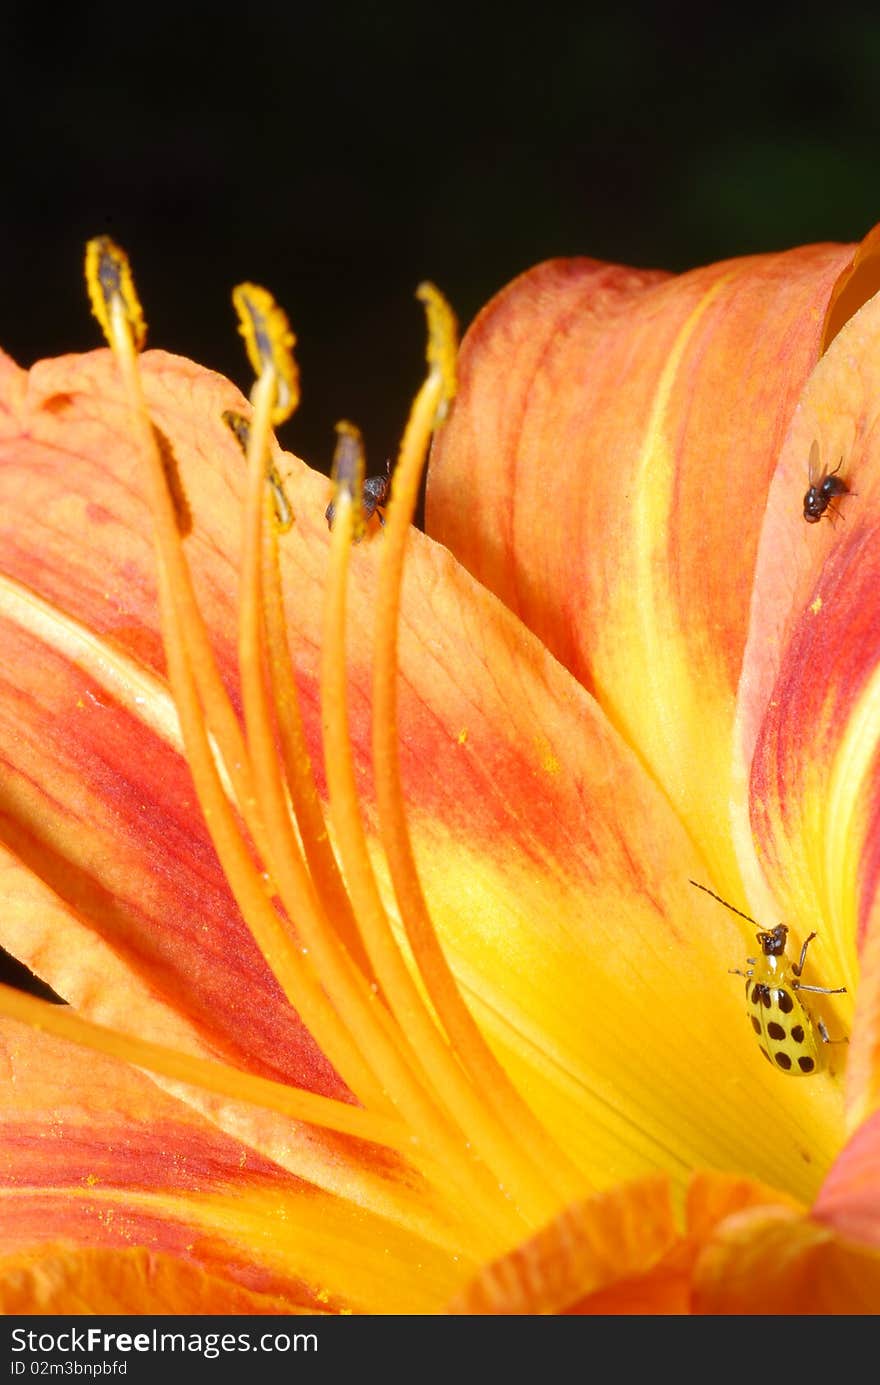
(734, 288, 880, 1130)
(427, 243, 858, 894)
(0, 1017, 474, 1313)
(448, 1169, 880, 1314)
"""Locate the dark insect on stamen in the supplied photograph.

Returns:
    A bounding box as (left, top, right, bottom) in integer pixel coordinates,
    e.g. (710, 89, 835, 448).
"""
(326, 460, 392, 539)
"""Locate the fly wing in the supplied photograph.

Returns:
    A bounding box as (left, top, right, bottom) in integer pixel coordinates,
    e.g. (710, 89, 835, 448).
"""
(807, 439, 822, 487)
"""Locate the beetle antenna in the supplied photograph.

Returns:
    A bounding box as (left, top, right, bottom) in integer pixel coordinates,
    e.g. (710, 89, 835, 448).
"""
(688, 879, 761, 927)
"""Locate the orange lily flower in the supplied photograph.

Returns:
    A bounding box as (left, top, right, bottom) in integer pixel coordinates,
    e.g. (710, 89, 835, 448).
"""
(0, 230, 878, 1315)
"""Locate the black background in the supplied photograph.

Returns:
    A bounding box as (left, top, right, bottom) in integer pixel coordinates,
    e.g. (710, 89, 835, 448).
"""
(2, 0, 880, 995)
(4, 1, 880, 468)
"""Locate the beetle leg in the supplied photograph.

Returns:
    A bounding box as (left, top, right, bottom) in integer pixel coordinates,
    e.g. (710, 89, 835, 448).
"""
(817, 1018, 849, 1045)
(792, 931, 818, 976)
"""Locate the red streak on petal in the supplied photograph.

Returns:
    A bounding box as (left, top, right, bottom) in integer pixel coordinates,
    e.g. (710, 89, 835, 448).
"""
(813, 1108, 880, 1249)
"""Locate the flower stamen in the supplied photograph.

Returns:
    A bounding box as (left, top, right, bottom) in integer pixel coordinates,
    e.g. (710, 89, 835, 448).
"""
(82, 242, 566, 1249)
(0, 982, 404, 1150)
(372, 288, 591, 1206)
(234, 366, 417, 1117)
(232, 307, 534, 1235)
(330, 421, 369, 543)
(231, 282, 299, 426)
(318, 294, 574, 1227)
(222, 410, 294, 533)
(225, 337, 371, 975)
(86, 243, 383, 1105)
(83, 240, 269, 864)
(157, 554, 386, 1105)
(322, 488, 535, 1235)
(260, 515, 375, 978)
(84, 236, 147, 351)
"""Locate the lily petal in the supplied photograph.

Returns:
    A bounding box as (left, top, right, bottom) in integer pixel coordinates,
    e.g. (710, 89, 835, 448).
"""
(447, 1170, 822, 1314)
(0, 1247, 309, 1315)
(0, 350, 436, 1222)
(426, 244, 858, 890)
(0, 1017, 472, 1312)
(0, 346, 853, 1224)
(257, 452, 855, 1208)
(813, 1109, 880, 1249)
(692, 1203, 880, 1313)
(238, 431, 846, 1202)
(0, 613, 341, 1095)
(377, 534, 846, 1201)
(733, 288, 880, 1129)
(445, 1176, 683, 1313)
(0, 348, 344, 1088)
(822, 222, 880, 351)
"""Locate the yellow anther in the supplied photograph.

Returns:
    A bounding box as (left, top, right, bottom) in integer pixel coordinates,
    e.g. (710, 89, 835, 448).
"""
(221, 409, 294, 532)
(328, 420, 367, 544)
(221, 408, 251, 455)
(84, 236, 147, 351)
(415, 281, 458, 422)
(231, 283, 300, 426)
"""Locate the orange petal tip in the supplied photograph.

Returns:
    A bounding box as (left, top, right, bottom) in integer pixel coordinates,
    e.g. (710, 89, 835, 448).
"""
(445, 1177, 679, 1314)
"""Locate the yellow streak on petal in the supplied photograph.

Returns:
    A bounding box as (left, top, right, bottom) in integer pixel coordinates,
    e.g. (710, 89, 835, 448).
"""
(180, 1183, 475, 1312)
(0, 1181, 474, 1313)
(824, 661, 880, 989)
(0, 571, 185, 763)
(819, 663, 880, 1135)
(408, 819, 845, 1208)
(606, 273, 743, 893)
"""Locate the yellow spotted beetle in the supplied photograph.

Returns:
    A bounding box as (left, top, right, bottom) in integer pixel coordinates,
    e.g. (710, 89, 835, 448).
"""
(690, 880, 847, 1075)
